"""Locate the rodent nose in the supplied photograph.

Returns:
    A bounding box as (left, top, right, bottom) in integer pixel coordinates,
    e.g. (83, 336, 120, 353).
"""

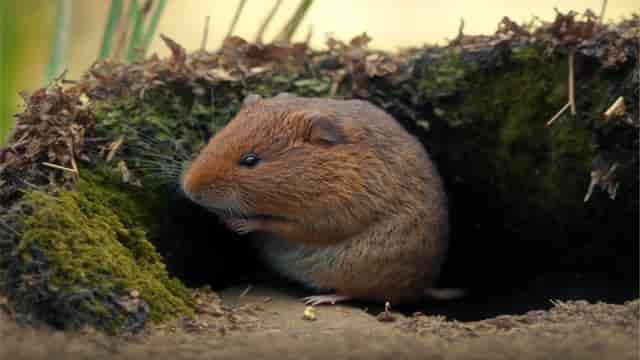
(180, 170, 200, 199)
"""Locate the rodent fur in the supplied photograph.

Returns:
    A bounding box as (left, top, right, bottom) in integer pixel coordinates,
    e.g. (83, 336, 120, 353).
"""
(181, 93, 449, 304)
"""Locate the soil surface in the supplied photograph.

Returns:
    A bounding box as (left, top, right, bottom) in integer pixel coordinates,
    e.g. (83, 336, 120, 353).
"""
(1, 286, 638, 360)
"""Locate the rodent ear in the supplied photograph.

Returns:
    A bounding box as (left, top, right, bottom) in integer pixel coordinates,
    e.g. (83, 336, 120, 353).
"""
(242, 93, 262, 107)
(305, 112, 344, 146)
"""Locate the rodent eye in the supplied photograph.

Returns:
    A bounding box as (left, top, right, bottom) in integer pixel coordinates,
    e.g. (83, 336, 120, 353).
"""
(239, 153, 260, 167)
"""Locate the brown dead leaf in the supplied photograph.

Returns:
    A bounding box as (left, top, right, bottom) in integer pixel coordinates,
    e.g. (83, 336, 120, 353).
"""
(160, 34, 187, 66)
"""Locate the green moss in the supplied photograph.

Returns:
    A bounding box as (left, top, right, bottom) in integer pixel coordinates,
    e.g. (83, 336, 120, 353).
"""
(512, 47, 542, 62)
(417, 49, 467, 99)
(431, 49, 594, 222)
(94, 92, 207, 146)
(90, 89, 242, 188)
(14, 172, 193, 330)
(292, 78, 331, 96)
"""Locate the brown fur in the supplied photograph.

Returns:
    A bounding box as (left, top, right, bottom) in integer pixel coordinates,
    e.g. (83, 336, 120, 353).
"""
(181, 94, 449, 304)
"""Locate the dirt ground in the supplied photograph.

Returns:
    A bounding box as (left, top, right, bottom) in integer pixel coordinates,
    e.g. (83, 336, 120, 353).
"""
(1, 285, 638, 360)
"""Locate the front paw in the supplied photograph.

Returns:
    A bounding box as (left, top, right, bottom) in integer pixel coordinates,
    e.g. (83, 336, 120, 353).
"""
(223, 218, 257, 235)
(302, 294, 350, 306)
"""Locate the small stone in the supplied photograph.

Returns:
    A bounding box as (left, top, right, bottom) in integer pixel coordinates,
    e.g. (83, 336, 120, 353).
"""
(303, 306, 317, 321)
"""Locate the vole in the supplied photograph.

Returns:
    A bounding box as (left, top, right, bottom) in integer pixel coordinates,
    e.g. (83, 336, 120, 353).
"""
(181, 93, 451, 305)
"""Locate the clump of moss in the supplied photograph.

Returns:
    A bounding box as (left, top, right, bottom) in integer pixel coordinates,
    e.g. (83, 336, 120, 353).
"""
(7, 172, 193, 332)
(417, 49, 467, 99)
(440, 48, 594, 214)
(414, 43, 636, 292)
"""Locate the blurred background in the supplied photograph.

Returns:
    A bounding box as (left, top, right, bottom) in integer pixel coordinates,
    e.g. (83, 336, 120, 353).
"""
(0, 0, 637, 143)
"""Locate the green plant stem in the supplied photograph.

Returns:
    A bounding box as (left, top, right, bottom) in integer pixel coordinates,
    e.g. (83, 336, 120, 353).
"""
(225, 0, 247, 40)
(46, 0, 72, 83)
(141, 0, 167, 56)
(254, 0, 283, 43)
(126, 0, 143, 62)
(0, 1, 13, 144)
(276, 0, 314, 42)
(99, 0, 123, 60)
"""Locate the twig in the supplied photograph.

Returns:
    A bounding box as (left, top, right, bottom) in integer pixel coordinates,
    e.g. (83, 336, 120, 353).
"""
(599, 0, 608, 24)
(453, 17, 465, 46)
(568, 48, 576, 115)
(603, 96, 625, 119)
(42, 162, 77, 173)
(546, 47, 578, 127)
(19, 178, 41, 190)
(200, 16, 211, 51)
(70, 143, 79, 175)
(52, 68, 69, 84)
(106, 135, 125, 161)
(546, 102, 570, 127)
(584, 163, 618, 202)
(70, 156, 78, 174)
(238, 284, 252, 299)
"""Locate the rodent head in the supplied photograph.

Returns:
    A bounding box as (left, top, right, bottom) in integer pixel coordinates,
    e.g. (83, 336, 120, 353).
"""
(181, 94, 411, 231)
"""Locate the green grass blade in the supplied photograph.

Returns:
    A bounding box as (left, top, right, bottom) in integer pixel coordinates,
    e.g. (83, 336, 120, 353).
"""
(254, 0, 282, 43)
(112, 0, 137, 61)
(1, 1, 49, 144)
(276, 0, 314, 42)
(126, 0, 143, 62)
(141, 0, 167, 56)
(0, 1, 14, 144)
(225, 0, 247, 39)
(98, 0, 123, 60)
(46, 0, 72, 82)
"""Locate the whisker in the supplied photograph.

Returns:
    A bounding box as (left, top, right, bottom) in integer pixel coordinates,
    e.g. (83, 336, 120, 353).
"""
(134, 132, 172, 146)
(130, 149, 183, 162)
(130, 170, 183, 178)
(127, 162, 181, 170)
(129, 160, 185, 169)
(129, 169, 177, 176)
(130, 157, 186, 166)
(130, 170, 182, 179)
(127, 165, 182, 174)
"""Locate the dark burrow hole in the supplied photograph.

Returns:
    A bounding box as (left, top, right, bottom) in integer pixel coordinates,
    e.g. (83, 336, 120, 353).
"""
(154, 173, 638, 322)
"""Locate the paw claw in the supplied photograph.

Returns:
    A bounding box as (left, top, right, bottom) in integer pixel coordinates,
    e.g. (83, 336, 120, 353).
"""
(301, 295, 349, 306)
(224, 218, 254, 235)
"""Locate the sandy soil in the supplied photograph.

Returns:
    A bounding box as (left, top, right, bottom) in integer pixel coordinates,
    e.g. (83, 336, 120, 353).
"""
(1, 286, 638, 360)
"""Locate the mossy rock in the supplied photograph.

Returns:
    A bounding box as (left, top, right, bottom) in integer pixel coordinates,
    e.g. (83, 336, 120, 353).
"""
(4, 172, 193, 332)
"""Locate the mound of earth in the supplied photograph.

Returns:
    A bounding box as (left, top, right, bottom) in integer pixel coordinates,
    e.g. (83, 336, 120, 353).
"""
(1, 288, 638, 359)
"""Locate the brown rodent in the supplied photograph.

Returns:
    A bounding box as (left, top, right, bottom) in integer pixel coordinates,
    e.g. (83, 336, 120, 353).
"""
(181, 93, 449, 305)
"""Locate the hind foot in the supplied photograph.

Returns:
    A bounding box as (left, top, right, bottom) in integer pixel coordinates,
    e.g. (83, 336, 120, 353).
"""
(302, 294, 350, 306)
